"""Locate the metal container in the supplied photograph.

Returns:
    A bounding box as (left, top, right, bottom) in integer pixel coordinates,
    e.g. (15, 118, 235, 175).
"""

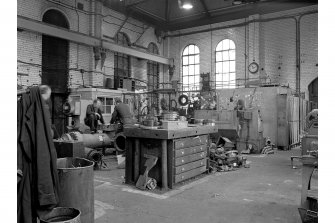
(40, 207, 81, 223)
(57, 158, 94, 223)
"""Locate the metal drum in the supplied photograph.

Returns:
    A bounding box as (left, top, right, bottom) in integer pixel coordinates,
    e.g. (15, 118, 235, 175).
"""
(57, 158, 94, 223)
(40, 207, 81, 223)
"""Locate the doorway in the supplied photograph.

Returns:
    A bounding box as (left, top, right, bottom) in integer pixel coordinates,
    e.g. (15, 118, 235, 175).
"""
(42, 9, 69, 135)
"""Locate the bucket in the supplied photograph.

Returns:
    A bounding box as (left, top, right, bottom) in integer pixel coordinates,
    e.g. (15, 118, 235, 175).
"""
(57, 158, 94, 223)
(40, 207, 81, 223)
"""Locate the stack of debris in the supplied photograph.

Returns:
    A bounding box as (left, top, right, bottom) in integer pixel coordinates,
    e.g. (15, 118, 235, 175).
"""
(261, 137, 276, 154)
(209, 137, 248, 172)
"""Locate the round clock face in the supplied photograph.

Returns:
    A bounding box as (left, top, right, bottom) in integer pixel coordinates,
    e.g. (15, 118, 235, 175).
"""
(248, 62, 259, 74)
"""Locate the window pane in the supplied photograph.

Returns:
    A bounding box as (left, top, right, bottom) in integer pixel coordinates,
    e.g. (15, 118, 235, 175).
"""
(222, 51, 229, 61)
(189, 56, 195, 64)
(229, 50, 235, 60)
(222, 62, 229, 73)
(229, 40, 236, 49)
(195, 65, 200, 74)
(216, 52, 222, 62)
(183, 56, 188, 65)
(222, 73, 229, 83)
(195, 55, 199, 64)
(216, 62, 222, 74)
(106, 106, 111, 114)
(183, 46, 189, 55)
(106, 98, 113, 105)
(216, 41, 223, 51)
(183, 76, 188, 85)
(230, 61, 236, 72)
(216, 74, 222, 82)
(189, 45, 194, 54)
(183, 66, 189, 76)
(194, 46, 199, 54)
(230, 73, 236, 82)
(222, 40, 229, 50)
(189, 76, 194, 85)
(189, 65, 194, 75)
(194, 75, 200, 85)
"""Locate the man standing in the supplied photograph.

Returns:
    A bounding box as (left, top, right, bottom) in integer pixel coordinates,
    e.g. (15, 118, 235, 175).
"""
(85, 99, 105, 133)
(110, 98, 133, 133)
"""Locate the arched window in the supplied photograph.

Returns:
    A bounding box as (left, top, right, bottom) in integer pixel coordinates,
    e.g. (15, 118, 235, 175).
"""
(114, 32, 131, 77)
(147, 43, 159, 91)
(182, 44, 200, 91)
(215, 39, 236, 89)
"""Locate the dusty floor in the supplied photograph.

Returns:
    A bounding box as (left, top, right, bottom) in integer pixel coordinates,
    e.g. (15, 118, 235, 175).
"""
(93, 148, 317, 223)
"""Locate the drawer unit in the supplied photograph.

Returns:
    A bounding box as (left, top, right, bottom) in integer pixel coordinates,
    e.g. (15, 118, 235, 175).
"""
(175, 135, 208, 149)
(175, 151, 207, 166)
(175, 165, 207, 183)
(175, 145, 206, 157)
(174, 159, 206, 175)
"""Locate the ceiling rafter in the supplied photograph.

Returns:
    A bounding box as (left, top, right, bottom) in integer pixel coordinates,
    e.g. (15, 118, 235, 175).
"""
(199, 0, 211, 19)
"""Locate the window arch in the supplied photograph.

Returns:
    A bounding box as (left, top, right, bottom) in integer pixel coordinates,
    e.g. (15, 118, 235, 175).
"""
(182, 44, 200, 91)
(215, 39, 236, 89)
(147, 43, 159, 92)
(114, 32, 131, 77)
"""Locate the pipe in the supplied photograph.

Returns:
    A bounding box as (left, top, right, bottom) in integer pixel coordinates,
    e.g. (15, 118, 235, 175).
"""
(84, 147, 102, 164)
(164, 10, 317, 38)
(114, 133, 126, 152)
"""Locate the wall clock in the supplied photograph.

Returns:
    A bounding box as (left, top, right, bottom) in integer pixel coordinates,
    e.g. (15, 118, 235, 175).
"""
(248, 62, 259, 74)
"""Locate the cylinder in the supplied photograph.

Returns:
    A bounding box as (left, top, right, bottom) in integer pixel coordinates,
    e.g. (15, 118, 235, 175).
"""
(40, 207, 81, 223)
(114, 132, 126, 152)
(82, 133, 112, 148)
(57, 158, 94, 223)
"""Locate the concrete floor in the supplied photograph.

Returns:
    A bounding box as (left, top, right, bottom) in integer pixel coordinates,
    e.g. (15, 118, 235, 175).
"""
(93, 148, 316, 223)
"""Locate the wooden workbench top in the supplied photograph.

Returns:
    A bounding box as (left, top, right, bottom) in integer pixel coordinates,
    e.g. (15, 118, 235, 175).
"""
(124, 125, 218, 139)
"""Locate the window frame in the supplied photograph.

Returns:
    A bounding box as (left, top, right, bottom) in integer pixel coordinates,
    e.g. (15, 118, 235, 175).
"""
(181, 44, 200, 92)
(215, 39, 236, 89)
(97, 96, 115, 114)
(114, 32, 131, 77)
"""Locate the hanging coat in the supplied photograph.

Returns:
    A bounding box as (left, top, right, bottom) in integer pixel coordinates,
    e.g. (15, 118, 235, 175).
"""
(17, 87, 59, 223)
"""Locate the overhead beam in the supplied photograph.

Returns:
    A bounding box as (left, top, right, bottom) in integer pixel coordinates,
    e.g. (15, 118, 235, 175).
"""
(125, 0, 150, 8)
(17, 15, 170, 65)
(199, 0, 211, 19)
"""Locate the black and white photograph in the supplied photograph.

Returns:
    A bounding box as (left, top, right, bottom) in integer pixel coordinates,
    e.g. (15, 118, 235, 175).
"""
(1, 0, 332, 222)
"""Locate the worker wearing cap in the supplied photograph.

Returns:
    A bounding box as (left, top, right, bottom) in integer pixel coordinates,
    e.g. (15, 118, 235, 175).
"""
(84, 99, 105, 133)
(110, 98, 133, 133)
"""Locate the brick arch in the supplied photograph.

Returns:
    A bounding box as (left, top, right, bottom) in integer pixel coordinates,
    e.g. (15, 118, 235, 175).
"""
(41, 7, 71, 29)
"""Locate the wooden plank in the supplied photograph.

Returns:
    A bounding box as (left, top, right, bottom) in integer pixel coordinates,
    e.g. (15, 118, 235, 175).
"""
(174, 165, 207, 183)
(175, 145, 206, 157)
(174, 159, 206, 175)
(175, 151, 207, 166)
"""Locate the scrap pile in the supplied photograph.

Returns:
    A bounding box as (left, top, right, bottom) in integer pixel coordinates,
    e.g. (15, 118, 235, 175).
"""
(209, 137, 248, 172)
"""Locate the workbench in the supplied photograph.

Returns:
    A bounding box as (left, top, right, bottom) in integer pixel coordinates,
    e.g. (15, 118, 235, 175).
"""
(123, 125, 218, 190)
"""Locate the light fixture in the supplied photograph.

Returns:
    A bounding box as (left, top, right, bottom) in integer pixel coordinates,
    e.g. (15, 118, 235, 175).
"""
(178, 0, 193, 10)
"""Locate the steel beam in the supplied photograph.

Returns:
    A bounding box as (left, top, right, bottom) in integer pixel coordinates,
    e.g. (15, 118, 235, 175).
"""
(17, 15, 170, 65)
(200, 0, 211, 19)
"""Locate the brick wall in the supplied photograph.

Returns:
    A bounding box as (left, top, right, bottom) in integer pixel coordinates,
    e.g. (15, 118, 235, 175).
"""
(17, 0, 165, 90)
(167, 5, 318, 97)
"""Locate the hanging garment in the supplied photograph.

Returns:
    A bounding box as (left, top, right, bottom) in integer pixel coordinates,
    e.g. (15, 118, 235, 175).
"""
(17, 87, 59, 223)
